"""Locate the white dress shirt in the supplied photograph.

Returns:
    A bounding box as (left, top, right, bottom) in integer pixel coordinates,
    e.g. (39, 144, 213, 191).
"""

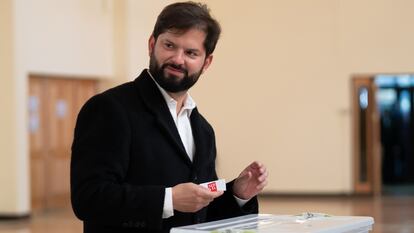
(148, 70, 195, 219)
(147, 70, 248, 219)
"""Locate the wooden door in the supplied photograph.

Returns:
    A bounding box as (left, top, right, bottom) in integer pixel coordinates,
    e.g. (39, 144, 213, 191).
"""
(29, 75, 98, 211)
(29, 77, 48, 211)
(352, 76, 382, 195)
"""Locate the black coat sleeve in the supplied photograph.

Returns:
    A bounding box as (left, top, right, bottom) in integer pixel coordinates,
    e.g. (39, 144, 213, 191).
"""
(70, 94, 164, 231)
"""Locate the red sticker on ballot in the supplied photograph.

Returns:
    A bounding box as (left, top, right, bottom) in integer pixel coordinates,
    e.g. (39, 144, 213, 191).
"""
(200, 179, 226, 192)
(207, 182, 217, 192)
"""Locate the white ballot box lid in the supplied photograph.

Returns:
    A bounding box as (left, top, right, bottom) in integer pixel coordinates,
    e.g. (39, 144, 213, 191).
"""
(170, 214, 374, 233)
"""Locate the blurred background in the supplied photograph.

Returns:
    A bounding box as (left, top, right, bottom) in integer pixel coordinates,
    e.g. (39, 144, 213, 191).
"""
(1, 0, 414, 232)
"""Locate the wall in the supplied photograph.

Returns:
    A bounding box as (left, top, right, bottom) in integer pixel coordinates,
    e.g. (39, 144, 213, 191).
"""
(15, 0, 114, 77)
(125, 0, 348, 193)
(125, 0, 173, 78)
(3, 1, 414, 214)
(124, 0, 414, 194)
(207, 0, 414, 193)
(0, 0, 118, 214)
(197, 0, 346, 193)
(198, 0, 414, 193)
(338, 0, 414, 72)
(0, 0, 23, 214)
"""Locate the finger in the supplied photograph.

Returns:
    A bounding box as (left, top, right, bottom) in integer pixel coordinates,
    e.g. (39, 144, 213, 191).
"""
(199, 195, 214, 205)
(197, 187, 214, 197)
(248, 166, 265, 179)
(205, 189, 223, 197)
(240, 171, 252, 182)
(198, 187, 223, 199)
(251, 166, 265, 177)
(239, 169, 249, 177)
(248, 161, 259, 170)
(251, 161, 263, 169)
(259, 166, 266, 174)
(250, 162, 265, 172)
(201, 191, 223, 204)
(256, 180, 268, 190)
(199, 185, 210, 191)
(211, 191, 224, 198)
(257, 171, 268, 182)
(197, 198, 211, 209)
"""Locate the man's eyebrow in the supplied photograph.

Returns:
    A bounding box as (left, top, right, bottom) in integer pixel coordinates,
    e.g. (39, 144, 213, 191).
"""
(186, 48, 201, 53)
(162, 38, 203, 53)
(163, 39, 175, 44)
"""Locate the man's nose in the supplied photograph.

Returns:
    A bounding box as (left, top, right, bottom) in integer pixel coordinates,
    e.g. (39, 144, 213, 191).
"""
(170, 50, 185, 65)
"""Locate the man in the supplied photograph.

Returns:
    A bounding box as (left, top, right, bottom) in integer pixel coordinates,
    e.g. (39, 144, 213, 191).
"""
(71, 2, 268, 233)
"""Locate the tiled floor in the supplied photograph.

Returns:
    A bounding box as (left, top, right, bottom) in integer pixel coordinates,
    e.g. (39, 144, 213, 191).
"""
(0, 195, 413, 233)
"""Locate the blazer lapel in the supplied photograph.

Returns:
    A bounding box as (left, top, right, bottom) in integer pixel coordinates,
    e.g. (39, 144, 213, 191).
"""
(190, 108, 208, 168)
(134, 70, 192, 166)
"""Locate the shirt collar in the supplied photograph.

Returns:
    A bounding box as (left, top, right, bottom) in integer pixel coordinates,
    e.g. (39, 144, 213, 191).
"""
(147, 69, 196, 116)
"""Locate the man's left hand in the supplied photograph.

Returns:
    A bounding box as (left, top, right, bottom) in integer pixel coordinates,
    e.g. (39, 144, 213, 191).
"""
(233, 161, 268, 200)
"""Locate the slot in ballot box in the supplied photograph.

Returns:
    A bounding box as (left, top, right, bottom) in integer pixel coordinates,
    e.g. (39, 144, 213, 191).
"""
(170, 214, 374, 233)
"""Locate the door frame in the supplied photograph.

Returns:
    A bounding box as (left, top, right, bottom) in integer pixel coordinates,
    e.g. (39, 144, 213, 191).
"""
(351, 75, 382, 195)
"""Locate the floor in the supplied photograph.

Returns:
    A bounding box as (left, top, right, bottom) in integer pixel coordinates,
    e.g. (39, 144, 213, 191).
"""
(259, 195, 414, 233)
(0, 195, 413, 233)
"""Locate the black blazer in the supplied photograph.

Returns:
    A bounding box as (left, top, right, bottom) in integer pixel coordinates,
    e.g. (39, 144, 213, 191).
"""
(71, 70, 258, 233)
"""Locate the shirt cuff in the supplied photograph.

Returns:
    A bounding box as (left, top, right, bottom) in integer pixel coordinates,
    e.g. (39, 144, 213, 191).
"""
(162, 187, 174, 219)
(233, 195, 250, 207)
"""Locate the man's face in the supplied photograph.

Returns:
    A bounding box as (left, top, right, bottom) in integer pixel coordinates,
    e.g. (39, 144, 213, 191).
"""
(148, 28, 212, 93)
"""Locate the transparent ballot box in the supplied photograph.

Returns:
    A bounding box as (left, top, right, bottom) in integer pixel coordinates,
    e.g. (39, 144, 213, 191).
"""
(170, 214, 374, 233)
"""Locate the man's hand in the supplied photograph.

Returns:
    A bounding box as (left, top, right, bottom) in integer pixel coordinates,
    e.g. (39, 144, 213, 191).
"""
(233, 161, 268, 200)
(172, 183, 224, 212)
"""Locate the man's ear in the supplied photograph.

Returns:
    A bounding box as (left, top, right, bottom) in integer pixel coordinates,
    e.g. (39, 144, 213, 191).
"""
(148, 35, 155, 56)
(202, 54, 213, 73)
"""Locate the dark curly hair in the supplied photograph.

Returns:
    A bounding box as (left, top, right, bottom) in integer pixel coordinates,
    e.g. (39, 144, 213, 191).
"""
(152, 1, 221, 56)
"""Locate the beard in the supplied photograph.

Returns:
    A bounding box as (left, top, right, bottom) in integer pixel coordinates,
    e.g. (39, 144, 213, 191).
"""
(149, 52, 203, 93)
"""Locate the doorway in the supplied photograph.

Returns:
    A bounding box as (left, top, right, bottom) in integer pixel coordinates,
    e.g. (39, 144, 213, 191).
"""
(352, 74, 414, 196)
(28, 75, 98, 211)
(376, 75, 414, 195)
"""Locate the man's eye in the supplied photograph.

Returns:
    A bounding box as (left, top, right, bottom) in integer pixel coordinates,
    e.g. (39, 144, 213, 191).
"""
(164, 43, 173, 48)
(186, 51, 198, 57)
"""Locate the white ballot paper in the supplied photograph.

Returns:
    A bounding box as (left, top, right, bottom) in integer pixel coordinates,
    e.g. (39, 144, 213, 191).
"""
(199, 179, 226, 192)
(170, 214, 374, 233)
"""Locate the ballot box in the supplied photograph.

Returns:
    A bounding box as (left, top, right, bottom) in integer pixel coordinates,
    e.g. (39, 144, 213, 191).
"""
(170, 213, 374, 233)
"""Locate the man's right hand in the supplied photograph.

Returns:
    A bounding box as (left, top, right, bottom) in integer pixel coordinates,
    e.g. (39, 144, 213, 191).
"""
(172, 182, 224, 212)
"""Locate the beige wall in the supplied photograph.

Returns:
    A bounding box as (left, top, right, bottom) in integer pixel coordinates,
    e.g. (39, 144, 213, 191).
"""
(14, 0, 115, 77)
(3, 0, 414, 214)
(207, 0, 414, 193)
(196, 0, 414, 193)
(196, 0, 347, 193)
(125, 0, 174, 78)
(0, 0, 22, 214)
(1, 0, 119, 214)
(125, 0, 346, 193)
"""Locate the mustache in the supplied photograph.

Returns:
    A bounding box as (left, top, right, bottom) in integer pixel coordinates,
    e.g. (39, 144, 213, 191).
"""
(162, 63, 188, 74)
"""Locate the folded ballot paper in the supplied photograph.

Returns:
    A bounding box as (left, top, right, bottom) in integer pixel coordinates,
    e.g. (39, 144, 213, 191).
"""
(199, 179, 226, 192)
(170, 213, 374, 233)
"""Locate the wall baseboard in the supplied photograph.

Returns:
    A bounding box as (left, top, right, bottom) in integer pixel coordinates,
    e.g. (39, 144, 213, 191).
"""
(258, 192, 360, 198)
(0, 213, 30, 220)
